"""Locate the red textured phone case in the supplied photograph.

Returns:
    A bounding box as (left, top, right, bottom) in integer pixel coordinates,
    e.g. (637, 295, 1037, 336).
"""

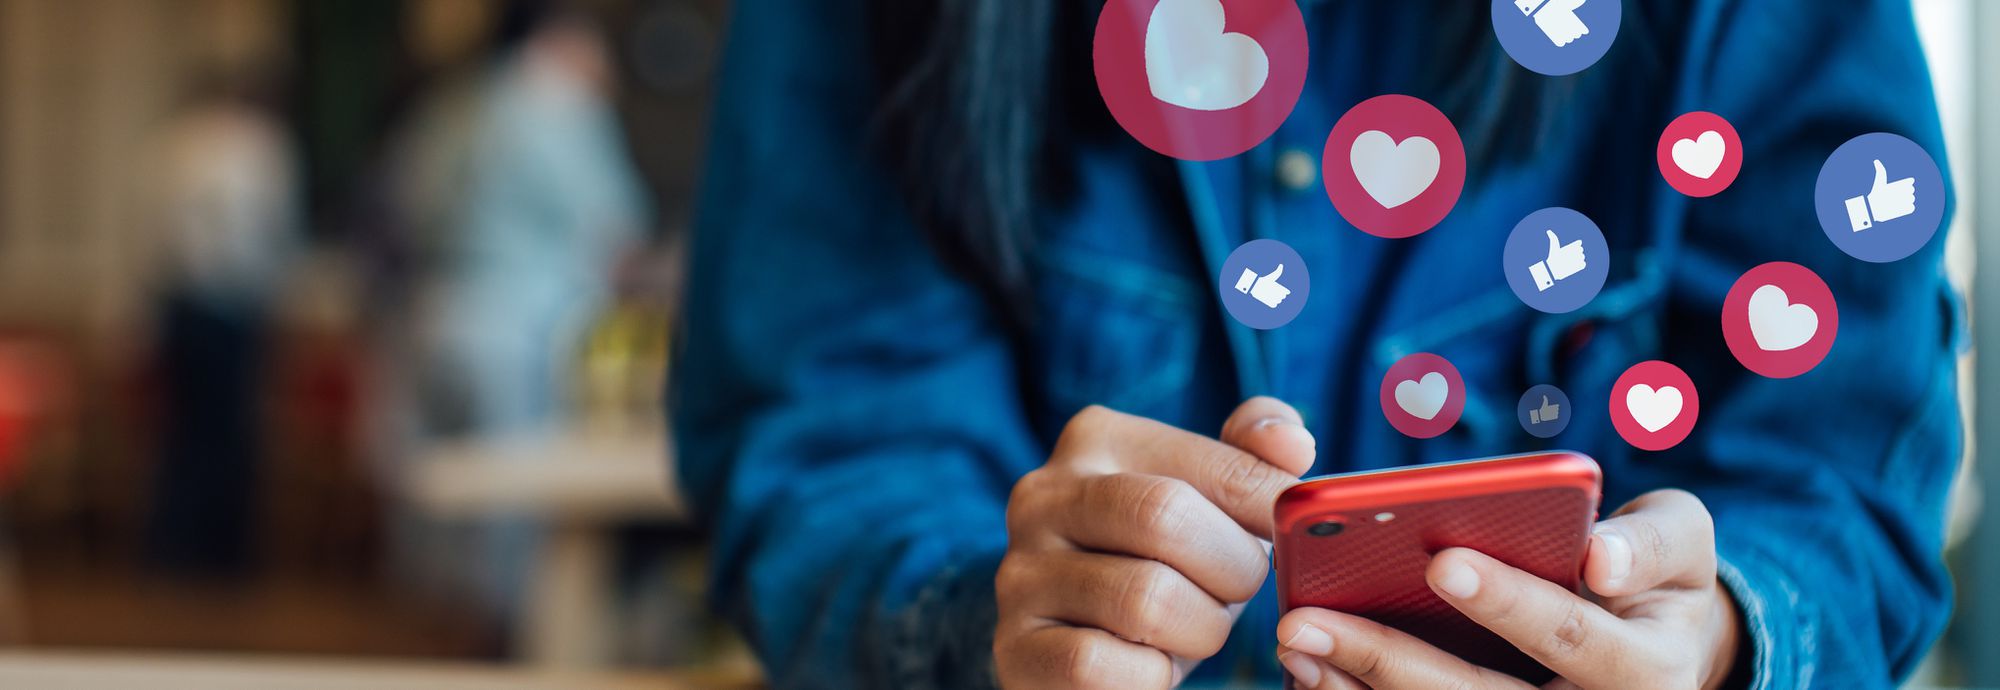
(1273, 452, 1601, 681)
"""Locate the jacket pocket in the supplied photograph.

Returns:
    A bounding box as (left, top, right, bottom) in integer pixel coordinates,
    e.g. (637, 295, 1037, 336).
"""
(1028, 246, 1202, 423)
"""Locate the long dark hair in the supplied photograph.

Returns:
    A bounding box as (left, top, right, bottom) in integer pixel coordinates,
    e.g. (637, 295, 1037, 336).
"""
(868, 0, 1579, 298)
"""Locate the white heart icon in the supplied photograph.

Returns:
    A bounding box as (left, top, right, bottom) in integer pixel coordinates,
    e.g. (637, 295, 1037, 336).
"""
(1145, 0, 1269, 112)
(1671, 130, 1725, 180)
(1350, 130, 1440, 209)
(1747, 284, 1817, 352)
(1393, 372, 1449, 421)
(1625, 384, 1684, 433)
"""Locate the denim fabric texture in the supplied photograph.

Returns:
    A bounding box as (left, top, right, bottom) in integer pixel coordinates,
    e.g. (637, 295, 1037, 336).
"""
(676, 0, 1963, 687)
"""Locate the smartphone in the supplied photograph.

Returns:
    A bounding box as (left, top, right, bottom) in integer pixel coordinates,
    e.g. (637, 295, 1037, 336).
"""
(1273, 451, 1602, 681)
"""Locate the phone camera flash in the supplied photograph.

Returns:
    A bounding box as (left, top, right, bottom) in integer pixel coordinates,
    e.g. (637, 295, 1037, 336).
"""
(1374, 512, 1396, 523)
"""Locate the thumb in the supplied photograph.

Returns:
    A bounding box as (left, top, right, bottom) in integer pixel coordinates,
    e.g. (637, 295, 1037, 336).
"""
(1263, 263, 1285, 282)
(1873, 159, 1889, 187)
(1219, 396, 1315, 477)
(1586, 489, 1716, 597)
(1539, 395, 1551, 409)
(1545, 229, 1562, 252)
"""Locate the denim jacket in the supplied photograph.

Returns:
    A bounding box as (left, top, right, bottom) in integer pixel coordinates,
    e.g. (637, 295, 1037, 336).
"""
(676, 0, 1962, 687)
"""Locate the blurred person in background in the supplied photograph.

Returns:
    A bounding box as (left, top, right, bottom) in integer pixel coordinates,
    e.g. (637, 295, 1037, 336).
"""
(427, 0, 648, 439)
(370, 0, 497, 438)
(416, 0, 651, 623)
(137, 70, 301, 578)
(676, 0, 1962, 688)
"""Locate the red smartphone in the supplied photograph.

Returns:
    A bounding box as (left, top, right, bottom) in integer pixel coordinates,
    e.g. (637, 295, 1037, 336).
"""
(1273, 451, 1602, 681)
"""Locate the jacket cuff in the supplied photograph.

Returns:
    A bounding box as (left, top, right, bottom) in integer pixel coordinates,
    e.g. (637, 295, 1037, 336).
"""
(1716, 545, 1819, 689)
(874, 548, 1005, 689)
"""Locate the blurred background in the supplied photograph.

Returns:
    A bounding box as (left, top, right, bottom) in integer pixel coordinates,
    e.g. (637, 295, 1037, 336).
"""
(0, 0, 738, 686)
(0, 0, 1993, 688)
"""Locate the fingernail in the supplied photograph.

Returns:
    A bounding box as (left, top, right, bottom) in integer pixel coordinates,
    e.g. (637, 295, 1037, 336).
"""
(1253, 416, 1296, 431)
(1256, 417, 1317, 449)
(1281, 622, 1333, 656)
(1279, 651, 1323, 688)
(1595, 526, 1632, 585)
(1436, 561, 1481, 599)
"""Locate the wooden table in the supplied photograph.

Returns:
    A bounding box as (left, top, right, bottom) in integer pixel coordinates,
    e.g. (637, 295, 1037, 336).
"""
(408, 426, 687, 668)
(0, 651, 754, 690)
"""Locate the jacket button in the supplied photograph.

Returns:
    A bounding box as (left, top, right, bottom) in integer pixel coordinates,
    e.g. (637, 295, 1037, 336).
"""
(1276, 148, 1318, 192)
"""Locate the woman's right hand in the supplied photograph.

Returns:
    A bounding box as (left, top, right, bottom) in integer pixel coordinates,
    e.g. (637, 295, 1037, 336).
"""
(994, 398, 1317, 689)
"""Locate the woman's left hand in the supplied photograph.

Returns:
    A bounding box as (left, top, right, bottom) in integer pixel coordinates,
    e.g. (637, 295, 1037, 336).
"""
(1275, 489, 1743, 690)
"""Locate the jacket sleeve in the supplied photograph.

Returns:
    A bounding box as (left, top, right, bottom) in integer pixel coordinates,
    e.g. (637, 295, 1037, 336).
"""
(672, 0, 1041, 687)
(1647, 1, 1961, 685)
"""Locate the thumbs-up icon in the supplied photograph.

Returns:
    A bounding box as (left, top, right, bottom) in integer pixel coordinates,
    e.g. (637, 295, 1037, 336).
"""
(1527, 229, 1588, 292)
(1235, 264, 1292, 308)
(1844, 159, 1917, 232)
(1505, 207, 1608, 314)
(1517, 0, 1590, 47)
(1529, 395, 1561, 424)
(1516, 384, 1572, 438)
(1219, 239, 1308, 329)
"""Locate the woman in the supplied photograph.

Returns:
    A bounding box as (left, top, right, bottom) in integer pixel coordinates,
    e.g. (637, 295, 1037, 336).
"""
(677, 0, 1961, 687)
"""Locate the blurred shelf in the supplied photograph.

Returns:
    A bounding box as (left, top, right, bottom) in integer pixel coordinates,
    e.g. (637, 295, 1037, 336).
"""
(408, 426, 684, 524)
(0, 650, 756, 690)
(406, 426, 689, 669)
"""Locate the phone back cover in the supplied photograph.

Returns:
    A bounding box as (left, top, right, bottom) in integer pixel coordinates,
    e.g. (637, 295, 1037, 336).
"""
(1276, 482, 1594, 680)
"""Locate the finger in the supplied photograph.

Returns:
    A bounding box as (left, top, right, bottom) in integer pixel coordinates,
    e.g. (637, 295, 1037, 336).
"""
(1428, 548, 1640, 688)
(1059, 473, 1270, 602)
(997, 550, 1234, 659)
(1278, 650, 1367, 690)
(999, 624, 1174, 690)
(1585, 489, 1716, 597)
(1218, 396, 1316, 477)
(1277, 607, 1532, 690)
(1873, 159, 1888, 185)
(1266, 264, 1285, 281)
(1544, 229, 1561, 250)
(1064, 406, 1305, 538)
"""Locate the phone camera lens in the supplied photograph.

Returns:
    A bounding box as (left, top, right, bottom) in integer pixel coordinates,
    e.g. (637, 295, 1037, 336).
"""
(1307, 521, 1344, 537)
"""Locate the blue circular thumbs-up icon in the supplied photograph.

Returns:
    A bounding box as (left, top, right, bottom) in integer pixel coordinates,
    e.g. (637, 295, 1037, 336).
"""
(1219, 239, 1308, 330)
(1517, 384, 1572, 438)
